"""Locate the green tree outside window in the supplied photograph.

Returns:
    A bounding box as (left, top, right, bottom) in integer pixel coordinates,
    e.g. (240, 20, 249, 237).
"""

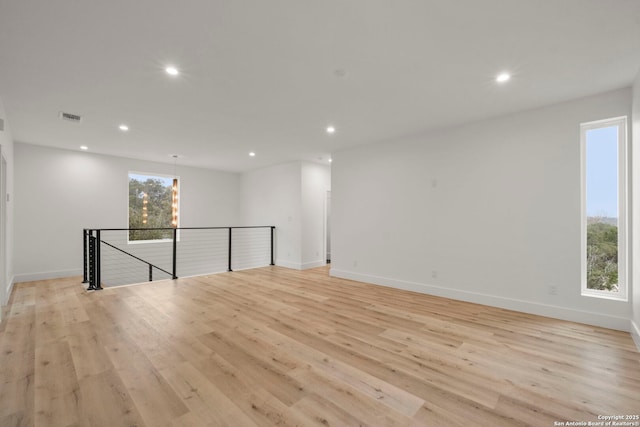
(128, 173, 176, 241)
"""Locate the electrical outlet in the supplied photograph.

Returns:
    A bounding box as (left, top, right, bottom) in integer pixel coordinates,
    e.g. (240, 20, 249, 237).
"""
(353, 260, 358, 268)
(548, 285, 558, 295)
(432, 270, 438, 279)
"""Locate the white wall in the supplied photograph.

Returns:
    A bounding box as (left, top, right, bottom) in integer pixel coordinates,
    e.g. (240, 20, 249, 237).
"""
(0, 97, 15, 315)
(631, 72, 640, 348)
(332, 87, 632, 331)
(240, 161, 330, 270)
(14, 143, 241, 282)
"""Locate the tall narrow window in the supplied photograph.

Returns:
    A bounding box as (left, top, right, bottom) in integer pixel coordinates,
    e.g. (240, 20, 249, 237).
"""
(128, 172, 179, 242)
(580, 117, 627, 300)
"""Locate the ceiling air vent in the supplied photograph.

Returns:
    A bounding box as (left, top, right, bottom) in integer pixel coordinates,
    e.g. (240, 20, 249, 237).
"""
(0, 118, 4, 132)
(59, 111, 82, 123)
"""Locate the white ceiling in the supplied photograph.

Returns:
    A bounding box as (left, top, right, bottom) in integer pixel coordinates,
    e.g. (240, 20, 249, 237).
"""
(1, 0, 639, 172)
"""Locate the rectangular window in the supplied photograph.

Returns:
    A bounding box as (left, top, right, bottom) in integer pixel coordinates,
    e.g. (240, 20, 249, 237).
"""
(128, 172, 179, 242)
(580, 117, 627, 300)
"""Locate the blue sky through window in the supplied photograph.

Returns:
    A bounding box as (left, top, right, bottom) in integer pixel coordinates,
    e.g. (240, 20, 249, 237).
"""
(585, 126, 618, 218)
(129, 173, 173, 187)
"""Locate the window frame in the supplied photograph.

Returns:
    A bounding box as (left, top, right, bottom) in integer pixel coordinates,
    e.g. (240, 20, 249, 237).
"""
(580, 116, 628, 301)
(127, 171, 180, 244)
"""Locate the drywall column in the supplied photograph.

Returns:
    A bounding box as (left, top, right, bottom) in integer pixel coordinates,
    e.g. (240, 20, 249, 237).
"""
(0, 97, 15, 315)
(240, 161, 330, 270)
(631, 71, 640, 349)
(301, 162, 331, 269)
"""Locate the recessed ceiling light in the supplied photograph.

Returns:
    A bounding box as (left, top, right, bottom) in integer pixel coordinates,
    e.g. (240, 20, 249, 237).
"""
(80, 146, 88, 151)
(326, 126, 336, 134)
(249, 152, 256, 157)
(119, 124, 129, 131)
(165, 66, 179, 76)
(329, 158, 333, 163)
(496, 72, 511, 83)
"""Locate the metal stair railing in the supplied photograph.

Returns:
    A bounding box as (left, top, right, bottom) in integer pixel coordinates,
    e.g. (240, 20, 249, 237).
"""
(83, 226, 275, 290)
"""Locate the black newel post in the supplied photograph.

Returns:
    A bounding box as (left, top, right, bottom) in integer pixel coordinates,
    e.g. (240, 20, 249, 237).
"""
(82, 229, 88, 283)
(95, 230, 103, 290)
(228, 227, 233, 272)
(172, 228, 177, 279)
(87, 231, 95, 290)
(270, 226, 275, 266)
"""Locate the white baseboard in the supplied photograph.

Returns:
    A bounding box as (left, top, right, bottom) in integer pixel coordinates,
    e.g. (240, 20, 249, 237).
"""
(2, 277, 17, 320)
(275, 259, 302, 270)
(4, 275, 14, 304)
(301, 260, 327, 270)
(13, 269, 83, 283)
(631, 320, 640, 352)
(330, 268, 630, 332)
(276, 259, 327, 270)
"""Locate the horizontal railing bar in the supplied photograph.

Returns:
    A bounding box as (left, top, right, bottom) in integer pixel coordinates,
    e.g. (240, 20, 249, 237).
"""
(86, 226, 275, 231)
(101, 240, 174, 277)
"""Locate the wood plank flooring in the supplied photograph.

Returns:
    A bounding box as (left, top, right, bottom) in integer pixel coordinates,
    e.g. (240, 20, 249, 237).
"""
(0, 266, 638, 426)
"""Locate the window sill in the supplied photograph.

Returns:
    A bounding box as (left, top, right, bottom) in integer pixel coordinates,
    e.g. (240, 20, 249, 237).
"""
(127, 238, 174, 245)
(581, 289, 628, 302)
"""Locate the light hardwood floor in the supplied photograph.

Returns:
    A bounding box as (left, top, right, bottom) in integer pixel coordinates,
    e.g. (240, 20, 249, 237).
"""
(0, 266, 638, 426)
